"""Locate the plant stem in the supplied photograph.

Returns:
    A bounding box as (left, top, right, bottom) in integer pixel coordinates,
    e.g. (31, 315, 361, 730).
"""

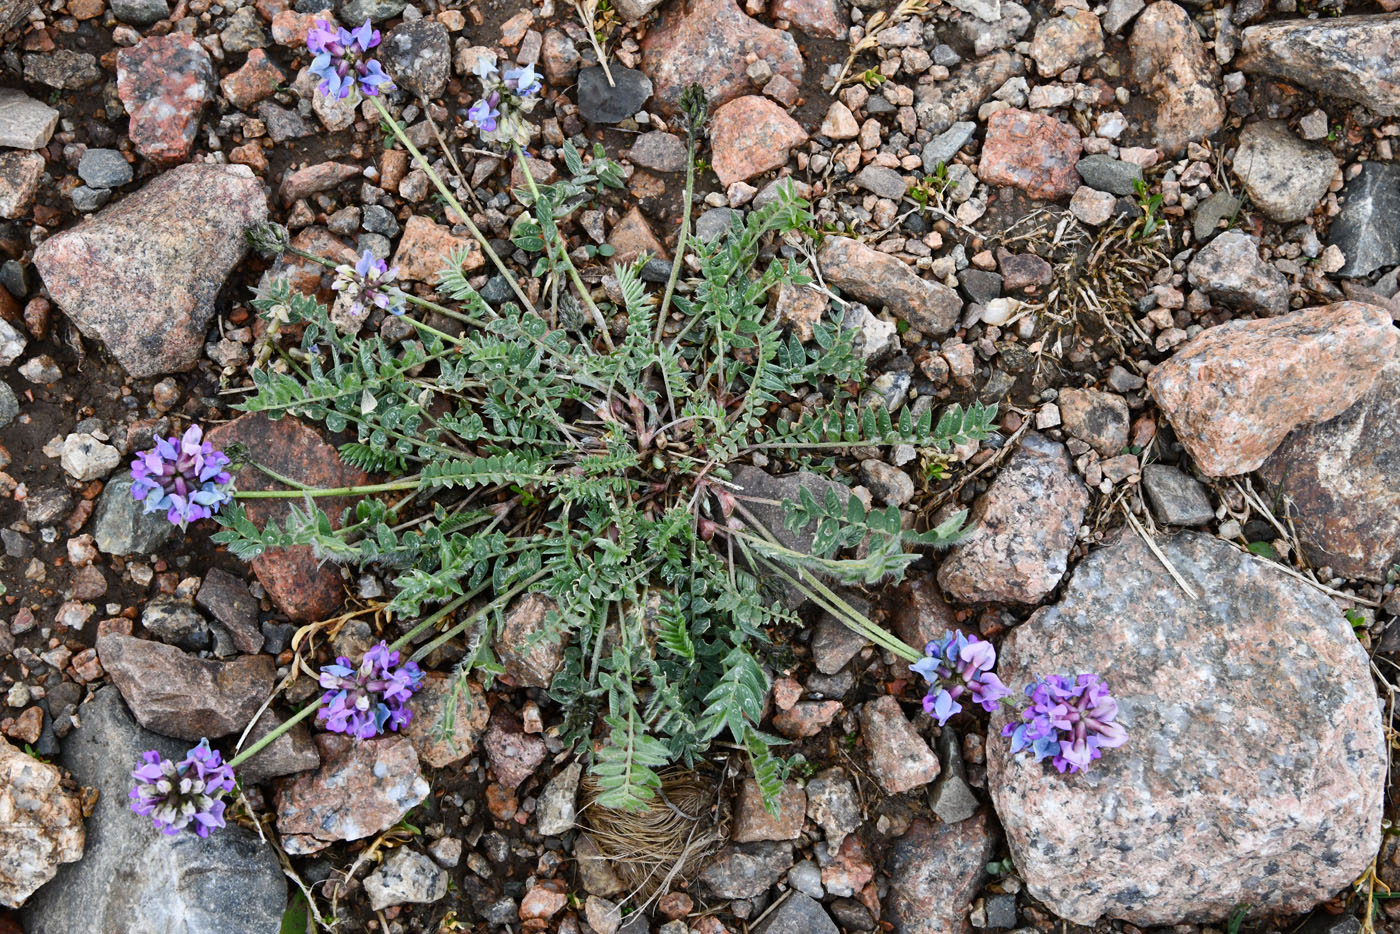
(388, 591, 477, 653)
(510, 141, 615, 351)
(368, 94, 536, 315)
(235, 480, 421, 499)
(409, 569, 547, 663)
(655, 130, 694, 340)
(227, 698, 321, 769)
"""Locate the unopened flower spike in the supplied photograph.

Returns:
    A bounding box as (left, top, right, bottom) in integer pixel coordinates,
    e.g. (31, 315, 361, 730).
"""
(130, 424, 234, 529)
(463, 54, 541, 146)
(129, 738, 237, 838)
(909, 629, 1011, 726)
(317, 641, 425, 740)
(1002, 672, 1127, 774)
(307, 18, 394, 99)
(332, 249, 406, 321)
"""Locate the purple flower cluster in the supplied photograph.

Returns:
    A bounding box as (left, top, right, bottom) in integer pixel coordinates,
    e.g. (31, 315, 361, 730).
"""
(317, 641, 424, 739)
(1002, 673, 1128, 774)
(307, 18, 393, 99)
(464, 58, 542, 143)
(333, 249, 405, 318)
(130, 425, 234, 529)
(910, 630, 1011, 725)
(129, 739, 236, 838)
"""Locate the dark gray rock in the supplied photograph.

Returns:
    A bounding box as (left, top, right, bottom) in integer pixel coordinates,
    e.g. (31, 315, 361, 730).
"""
(922, 121, 976, 172)
(1074, 154, 1142, 196)
(196, 568, 262, 655)
(754, 894, 839, 934)
(236, 709, 321, 785)
(982, 893, 1019, 929)
(1192, 189, 1242, 242)
(21, 687, 286, 934)
(0, 380, 16, 429)
(257, 101, 315, 142)
(627, 131, 687, 173)
(960, 269, 1002, 305)
(931, 727, 980, 824)
(140, 598, 211, 651)
(381, 20, 450, 97)
(811, 613, 869, 674)
(93, 477, 175, 555)
(78, 150, 132, 189)
(699, 841, 794, 899)
(111, 0, 169, 25)
(731, 465, 850, 609)
(695, 207, 741, 242)
(855, 165, 907, 199)
(1141, 463, 1214, 526)
(70, 186, 111, 213)
(1186, 230, 1289, 316)
(1329, 161, 1400, 278)
(23, 50, 101, 90)
(887, 815, 997, 934)
(577, 65, 653, 125)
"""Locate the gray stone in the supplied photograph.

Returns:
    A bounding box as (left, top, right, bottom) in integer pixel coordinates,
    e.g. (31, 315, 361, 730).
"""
(1141, 464, 1214, 526)
(111, 0, 170, 25)
(960, 269, 1002, 305)
(93, 477, 175, 555)
(196, 568, 262, 655)
(982, 893, 1018, 929)
(1329, 160, 1400, 278)
(886, 815, 997, 934)
(699, 841, 794, 898)
(931, 727, 980, 824)
(257, 100, 315, 142)
(732, 465, 850, 608)
(1074, 154, 1142, 196)
(922, 122, 976, 172)
(0, 0, 33, 33)
(1186, 230, 1289, 316)
(812, 613, 869, 674)
(1240, 14, 1400, 118)
(1192, 189, 1242, 241)
(988, 530, 1384, 924)
(627, 131, 688, 173)
(577, 65, 653, 125)
(336, 0, 405, 23)
(364, 848, 448, 911)
(70, 186, 111, 213)
(21, 687, 286, 934)
(141, 597, 211, 651)
(1233, 120, 1337, 223)
(218, 7, 265, 53)
(0, 317, 24, 367)
(0, 88, 58, 150)
(787, 861, 825, 899)
(806, 767, 860, 847)
(1103, 0, 1145, 35)
(0, 380, 16, 429)
(754, 894, 839, 934)
(855, 165, 907, 199)
(23, 50, 100, 90)
(536, 762, 582, 836)
(695, 207, 741, 242)
(78, 149, 134, 189)
(236, 709, 321, 785)
(381, 20, 451, 97)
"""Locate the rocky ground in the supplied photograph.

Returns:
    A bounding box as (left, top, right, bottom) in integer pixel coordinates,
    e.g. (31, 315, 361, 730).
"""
(0, 0, 1398, 930)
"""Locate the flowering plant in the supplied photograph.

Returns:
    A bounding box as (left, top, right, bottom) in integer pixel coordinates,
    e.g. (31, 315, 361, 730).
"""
(1002, 673, 1128, 773)
(307, 18, 393, 99)
(130, 425, 234, 528)
(910, 630, 1011, 725)
(317, 641, 425, 740)
(129, 739, 237, 838)
(331, 249, 405, 330)
(463, 58, 542, 146)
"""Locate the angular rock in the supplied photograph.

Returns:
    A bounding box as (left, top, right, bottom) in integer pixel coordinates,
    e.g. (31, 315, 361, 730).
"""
(812, 614, 869, 674)
(34, 164, 266, 378)
(536, 762, 582, 835)
(922, 122, 977, 172)
(22, 688, 285, 934)
(494, 593, 565, 689)
(1029, 8, 1102, 77)
(917, 52, 1024, 123)
(732, 465, 850, 608)
(236, 709, 321, 785)
(700, 841, 794, 898)
(977, 108, 1082, 201)
(1129, 2, 1224, 154)
(886, 814, 997, 934)
(23, 50, 100, 90)
(381, 20, 450, 97)
(403, 671, 489, 768)
(364, 848, 447, 911)
(0, 88, 58, 150)
(1146, 302, 1396, 476)
(1233, 121, 1337, 223)
(391, 214, 483, 282)
(1258, 354, 1400, 580)
(938, 432, 1089, 604)
(732, 778, 806, 842)
(640, 0, 804, 114)
(77, 149, 133, 189)
(97, 634, 275, 741)
(709, 95, 807, 187)
(988, 530, 1384, 924)
(195, 568, 262, 655)
(483, 706, 546, 789)
(627, 131, 688, 173)
(92, 477, 175, 555)
(1069, 186, 1116, 225)
(1074, 154, 1142, 196)
(219, 49, 284, 111)
(1057, 388, 1128, 457)
(860, 695, 940, 794)
(806, 768, 860, 847)
(1140, 464, 1214, 527)
(0, 738, 84, 908)
(0, 0, 33, 33)
(818, 236, 960, 336)
(276, 734, 429, 855)
(207, 414, 366, 620)
(576, 65, 654, 124)
(117, 34, 215, 164)
(140, 597, 210, 651)
(1328, 160, 1400, 278)
(0, 151, 43, 219)
(854, 165, 907, 200)
(771, 0, 847, 37)
(755, 894, 839, 934)
(1240, 13, 1400, 118)
(1187, 230, 1289, 316)
(111, 0, 169, 24)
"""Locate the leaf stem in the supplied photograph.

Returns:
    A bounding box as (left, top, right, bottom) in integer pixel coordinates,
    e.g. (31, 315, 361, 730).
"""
(235, 479, 422, 499)
(227, 698, 321, 769)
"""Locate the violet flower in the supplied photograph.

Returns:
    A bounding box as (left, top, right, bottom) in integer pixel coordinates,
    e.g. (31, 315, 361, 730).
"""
(307, 18, 394, 99)
(466, 95, 501, 133)
(504, 64, 541, 98)
(332, 249, 406, 318)
(463, 55, 541, 145)
(910, 630, 1011, 726)
(130, 425, 234, 528)
(129, 738, 236, 838)
(317, 641, 424, 740)
(1002, 673, 1128, 774)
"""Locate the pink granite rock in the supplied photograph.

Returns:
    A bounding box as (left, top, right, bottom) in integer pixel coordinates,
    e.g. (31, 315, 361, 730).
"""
(0, 738, 85, 908)
(977, 108, 1082, 200)
(1128, 1, 1224, 155)
(885, 814, 998, 934)
(117, 34, 215, 164)
(1147, 301, 1397, 476)
(709, 96, 807, 188)
(818, 235, 962, 336)
(859, 695, 940, 794)
(988, 530, 1384, 925)
(937, 432, 1088, 605)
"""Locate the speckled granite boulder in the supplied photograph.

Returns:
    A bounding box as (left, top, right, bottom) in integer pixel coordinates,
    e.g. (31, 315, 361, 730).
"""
(1147, 302, 1397, 476)
(988, 530, 1384, 925)
(1240, 13, 1400, 118)
(937, 431, 1088, 604)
